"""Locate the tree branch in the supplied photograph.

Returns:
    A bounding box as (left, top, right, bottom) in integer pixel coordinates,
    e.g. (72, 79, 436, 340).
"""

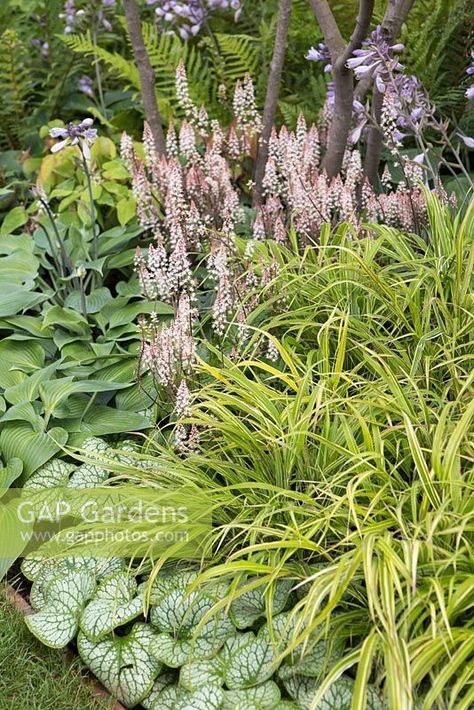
(253, 0, 293, 206)
(123, 0, 166, 155)
(309, 0, 374, 177)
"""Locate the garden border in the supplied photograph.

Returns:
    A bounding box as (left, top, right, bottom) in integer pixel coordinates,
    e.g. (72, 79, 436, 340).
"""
(5, 584, 127, 710)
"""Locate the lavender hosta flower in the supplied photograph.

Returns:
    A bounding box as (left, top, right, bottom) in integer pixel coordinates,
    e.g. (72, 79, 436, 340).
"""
(347, 25, 404, 93)
(78, 75, 95, 98)
(466, 50, 474, 100)
(148, 0, 240, 39)
(49, 118, 97, 160)
(306, 42, 332, 73)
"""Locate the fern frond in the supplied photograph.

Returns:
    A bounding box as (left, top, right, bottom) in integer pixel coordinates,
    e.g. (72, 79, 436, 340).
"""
(60, 32, 140, 90)
(0, 29, 31, 149)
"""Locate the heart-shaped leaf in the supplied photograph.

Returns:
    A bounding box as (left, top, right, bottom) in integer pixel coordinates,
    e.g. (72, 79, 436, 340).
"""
(77, 622, 161, 708)
(230, 580, 293, 630)
(141, 671, 176, 709)
(223, 636, 276, 689)
(24, 459, 76, 489)
(179, 658, 225, 691)
(26, 568, 96, 647)
(222, 680, 281, 709)
(150, 582, 233, 664)
(0, 422, 68, 476)
(80, 572, 144, 641)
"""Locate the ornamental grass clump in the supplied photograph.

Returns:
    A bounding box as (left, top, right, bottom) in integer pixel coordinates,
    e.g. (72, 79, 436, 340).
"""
(121, 193, 474, 709)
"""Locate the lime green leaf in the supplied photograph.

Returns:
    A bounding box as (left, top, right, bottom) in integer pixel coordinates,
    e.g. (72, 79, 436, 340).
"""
(117, 196, 137, 226)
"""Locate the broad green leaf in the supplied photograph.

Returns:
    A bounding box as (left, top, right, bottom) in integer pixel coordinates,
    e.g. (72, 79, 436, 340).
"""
(39, 378, 129, 417)
(117, 196, 137, 226)
(0, 250, 39, 282)
(223, 636, 276, 689)
(4, 363, 61, 406)
(0, 339, 45, 388)
(80, 572, 144, 641)
(0, 286, 47, 317)
(42, 306, 89, 334)
(223, 681, 281, 709)
(0, 315, 53, 338)
(65, 287, 113, 314)
(0, 205, 28, 234)
(230, 580, 293, 630)
(81, 405, 151, 435)
(0, 497, 33, 580)
(108, 300, 173, 328)
(0, 401, 42, 426)
(0, 423, 68, 477)
(26, 569, 96, 648)
(0, 458, 23, 494)
(77, 622, 161, 707)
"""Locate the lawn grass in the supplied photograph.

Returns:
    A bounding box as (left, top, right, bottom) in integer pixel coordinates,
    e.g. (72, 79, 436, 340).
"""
(0, 588, 113, 710)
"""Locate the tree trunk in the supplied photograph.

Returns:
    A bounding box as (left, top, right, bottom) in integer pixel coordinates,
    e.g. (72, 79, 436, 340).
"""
(253, 0, 293, 206)
(308, 0, 374, 177)
(123, 0, 166, 155)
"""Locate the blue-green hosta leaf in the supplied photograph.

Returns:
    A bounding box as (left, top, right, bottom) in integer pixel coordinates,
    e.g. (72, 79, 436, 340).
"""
(0, 339, 45, 388)
(0, 458, 23, 494)
(23, 459, 76, 489)
(81, 405, 151, 436)
(0, 422, 68, 477)
(77, 622, 161, 708)
(223, 636, 276, 689)
(222, 680, 281, 709)
(179, 658, 225, 691)
(25, 569, 96, 648)
(65, 287, 112, 314)
(230, 580, 293, 630)
(80, 572, 144, 641)
(141, 671, 176, 709)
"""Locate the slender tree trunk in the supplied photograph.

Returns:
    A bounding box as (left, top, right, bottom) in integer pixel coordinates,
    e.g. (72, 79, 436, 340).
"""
(308, 0, 374, 178)
(362, 0, 416, 185)
(123, 0, 166, 155)
(253, 0, 292, 206)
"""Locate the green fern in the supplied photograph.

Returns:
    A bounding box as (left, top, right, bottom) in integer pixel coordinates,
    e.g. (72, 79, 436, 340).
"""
(0, 29, 31, 149)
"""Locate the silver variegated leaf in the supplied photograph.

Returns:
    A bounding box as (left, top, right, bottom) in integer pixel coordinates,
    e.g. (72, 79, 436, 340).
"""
(150, 633, 197, 668)
(230, 580, 293, 630)
(77, 622, 161, 708)
(23, 458, 76, 489)
(25, 569, 96, 648)
(222, 680, 281, 709)
(223, 636, 276, 689)
(141, 671, 176, 709)
(175, 685, 224, 710)
(68, 436, 110, 488)
(179, 658, 225, 690)
(80, 571, 143, 641)
(278, 638, 345, 681)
